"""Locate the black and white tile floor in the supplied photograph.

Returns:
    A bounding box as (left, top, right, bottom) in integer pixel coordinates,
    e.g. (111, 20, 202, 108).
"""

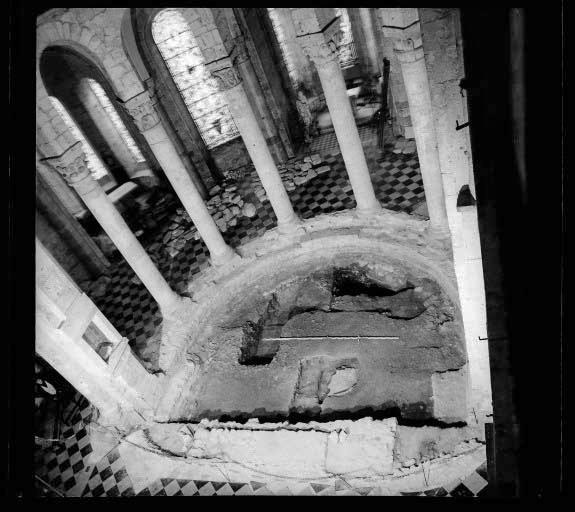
(35, 393, 489, 498)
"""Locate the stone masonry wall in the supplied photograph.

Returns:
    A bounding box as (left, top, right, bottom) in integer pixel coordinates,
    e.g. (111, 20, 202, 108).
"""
(420, 8, 492, 421)
(37, 8, 145, 158)
(36, 209, 93, 287)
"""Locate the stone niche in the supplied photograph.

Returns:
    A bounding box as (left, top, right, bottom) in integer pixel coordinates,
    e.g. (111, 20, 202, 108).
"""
(181, 251, 468, 425)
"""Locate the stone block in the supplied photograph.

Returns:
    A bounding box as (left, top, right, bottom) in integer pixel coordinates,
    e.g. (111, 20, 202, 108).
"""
(432, 369, 468, 423)
(325, 417, 397, 477)
(242, 202, 257, 218)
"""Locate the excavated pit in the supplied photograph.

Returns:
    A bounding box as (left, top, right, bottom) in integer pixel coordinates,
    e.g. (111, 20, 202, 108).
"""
(184, 261, 468, 426)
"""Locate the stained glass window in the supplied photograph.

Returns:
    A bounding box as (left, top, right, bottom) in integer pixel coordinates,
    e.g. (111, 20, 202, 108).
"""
(152, 8, 239, 149)
(86, 78, 145, 163)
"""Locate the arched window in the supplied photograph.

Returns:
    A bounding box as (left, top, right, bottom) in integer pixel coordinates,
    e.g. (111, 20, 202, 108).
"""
(151, 8, 239, 150)
(85, 78, 145, 163)
(49, 96, 110, 183)
(334, 8, 358, 70)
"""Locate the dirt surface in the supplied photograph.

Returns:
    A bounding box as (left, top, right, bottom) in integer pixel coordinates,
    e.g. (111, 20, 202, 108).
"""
(183, 262, 467, 423)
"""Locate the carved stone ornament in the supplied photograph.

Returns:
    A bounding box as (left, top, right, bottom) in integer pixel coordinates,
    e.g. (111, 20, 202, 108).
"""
(50, 141, 91, 185)
(322, 16, 343, 49)
(208, 63, 242, 91)
(394, 36, 425, 63)
(122, 91, 160, 132)
(298, 32, 339, 68)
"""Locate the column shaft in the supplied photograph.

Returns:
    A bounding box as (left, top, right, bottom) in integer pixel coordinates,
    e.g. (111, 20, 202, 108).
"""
(396, 44, 449, 228)
(73, 175, 180, 312)
(314, 57, 380, 212)
(144, 124, 237, 263)
(123, 91, 237, 264)
(359, 8, 380, 75)
(223, 83, 300, 230)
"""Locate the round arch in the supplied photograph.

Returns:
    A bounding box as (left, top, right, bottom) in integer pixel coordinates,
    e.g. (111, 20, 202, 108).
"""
(36, 12, 145, 158)
(123, 7, 220, 191)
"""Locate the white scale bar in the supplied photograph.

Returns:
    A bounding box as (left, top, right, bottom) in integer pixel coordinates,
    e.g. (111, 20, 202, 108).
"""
(264, 336, 399, 341)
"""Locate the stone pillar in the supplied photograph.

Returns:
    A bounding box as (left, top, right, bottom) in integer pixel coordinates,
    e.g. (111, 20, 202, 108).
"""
(294, 10, 381, 213)
(36, 170, 110, 279)
(79, 81, 138, 177)
(36, 239, 158, 428)
(359, 8, 380, 76)
(46, 142, 181, 315)
(206, 49, 302, 232)
(122, 90, 238, 264)
(381, 9, 449, 230)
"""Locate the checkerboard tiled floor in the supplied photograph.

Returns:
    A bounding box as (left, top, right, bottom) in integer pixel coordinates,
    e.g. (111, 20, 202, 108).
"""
(81, 446, 135, 497)
(34, 394, 95, 496)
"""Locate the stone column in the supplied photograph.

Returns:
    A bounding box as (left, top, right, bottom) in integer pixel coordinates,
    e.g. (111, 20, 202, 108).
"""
(36, 170, 110, 278)
(206, 50, 302, 233)
(79, 81, 138, 176)
(359, 8, 380, 76)
(47, 142, 181, 315)
(295, 12, 381, 213)
(123, 90, 238, 264)
(381, 9, 449, 230)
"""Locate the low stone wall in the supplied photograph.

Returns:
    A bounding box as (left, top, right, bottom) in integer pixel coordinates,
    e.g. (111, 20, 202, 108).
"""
(134, 417, 397, 480)
(113, 416, 483, 493)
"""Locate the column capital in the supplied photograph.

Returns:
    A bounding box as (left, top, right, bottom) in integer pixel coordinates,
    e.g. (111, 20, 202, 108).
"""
(205, 57, 242, 92)
(296, 13, 343, 68)
(48, 141, 92, 186)
(121, 89, 161, 133)
(394, 37, 425, 63)
(380, 8, 423, 53)
(204, 36, 249, 92)
(297, 29, 342, 69)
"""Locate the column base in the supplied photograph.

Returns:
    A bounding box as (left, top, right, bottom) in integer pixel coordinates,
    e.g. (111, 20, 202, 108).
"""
(277, 216, 305, 236)
(354, 203, 382, 217)
(160, 294, 190, 321)
(210, 246, 241, 267)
